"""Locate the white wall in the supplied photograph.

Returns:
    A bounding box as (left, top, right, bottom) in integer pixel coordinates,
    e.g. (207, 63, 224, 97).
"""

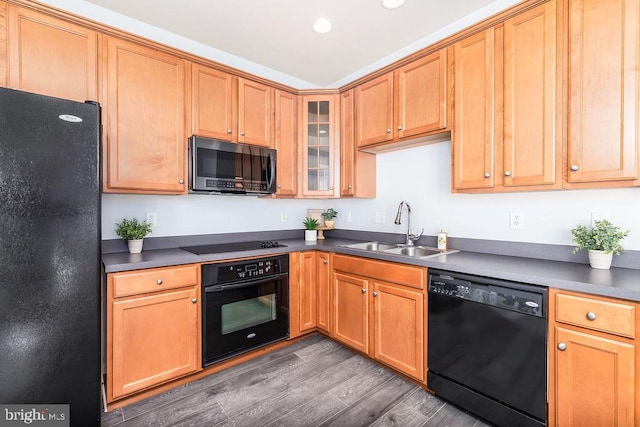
(103, 140, 640, 250)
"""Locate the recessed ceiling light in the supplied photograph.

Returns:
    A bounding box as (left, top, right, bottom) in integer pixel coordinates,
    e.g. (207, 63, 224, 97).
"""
(313, 18, 332, 34)
(381, 0, 406, 10)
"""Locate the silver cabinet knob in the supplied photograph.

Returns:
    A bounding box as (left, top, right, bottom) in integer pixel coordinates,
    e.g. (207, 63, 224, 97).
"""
(571, 165, 579, 171)
(322, 259, 328, 264)
(329, 186, 334, 190)
(157, 279, 163, 285)
(348, 185, 352, 189)
(386, 129, 391, 133)
(558, 342, 567, 351)
(504, 171, 511, 177)
(361, 288, 366, 293)
(277, 184, 281, 188)
(397, 126, 403, 131)
(484, 173, 491, 178)
(240, 131, 245, 136)
(179, 179, 184, 184)
(373, 291, 379, 297)
(227, 129, 232, 134)
(586, 312, 597, 321)
(191, 298, 197, 304)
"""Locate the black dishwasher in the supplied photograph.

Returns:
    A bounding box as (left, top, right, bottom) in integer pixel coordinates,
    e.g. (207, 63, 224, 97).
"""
(428, 269, 547, 427)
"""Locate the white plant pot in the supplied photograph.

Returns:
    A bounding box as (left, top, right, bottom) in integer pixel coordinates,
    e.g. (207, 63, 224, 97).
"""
(128, 239, 144, 254)
(588, 249, 613, 270)
(305, 230, 317, 242)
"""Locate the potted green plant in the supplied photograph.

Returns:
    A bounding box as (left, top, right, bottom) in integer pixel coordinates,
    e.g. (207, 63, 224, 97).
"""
(115, 218, 153, 254)
(321, 208, 338, 229)
(571, 219, 629, 269)
(303, 217, 320, 242)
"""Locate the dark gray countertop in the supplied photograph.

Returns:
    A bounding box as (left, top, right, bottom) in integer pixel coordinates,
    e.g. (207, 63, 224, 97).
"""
(102, 237, 640, 302)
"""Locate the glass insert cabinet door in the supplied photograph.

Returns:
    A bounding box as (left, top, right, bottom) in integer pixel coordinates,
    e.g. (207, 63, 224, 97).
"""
(301, 95, 338, 197)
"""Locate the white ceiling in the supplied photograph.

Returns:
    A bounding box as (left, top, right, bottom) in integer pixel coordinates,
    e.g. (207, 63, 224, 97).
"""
(53, 0, 521, 88)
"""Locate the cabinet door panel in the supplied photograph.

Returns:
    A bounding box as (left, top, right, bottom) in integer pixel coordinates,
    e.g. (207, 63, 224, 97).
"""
(568, 0, 638, 182)
(111, 287, 199, 399)
(356, 73, 393, 147)
(301, 95, 338, 197)
(554, 327, 635, 426)
(238, 78, 272, 147)
(373, 281, 424, 381)
(191, 64, 235, 140)
(503, 1, 558, 186)
(333, 272, 368, 353)
(396, 49, 447, 139)
(104, 37, 186, 193)
(317, 252, 331, 334)
(299, 252, 317, 333)
(453, 29, 495, 190)
(274, 90, 297, 196)
(8, 7, 97, 102)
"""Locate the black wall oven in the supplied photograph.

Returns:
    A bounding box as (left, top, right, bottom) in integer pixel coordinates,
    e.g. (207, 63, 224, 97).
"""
(202, 254, 289, 366)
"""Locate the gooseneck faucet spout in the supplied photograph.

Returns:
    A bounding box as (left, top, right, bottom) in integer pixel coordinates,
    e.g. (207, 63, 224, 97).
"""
(394, 200, 423, 246)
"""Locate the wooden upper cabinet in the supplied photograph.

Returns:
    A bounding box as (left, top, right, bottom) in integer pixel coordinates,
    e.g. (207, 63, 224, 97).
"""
(103, 36, 187, 194)
(452, 28, 495, 190)
(395, 48, 448, 139)
(340, 89, 376, 198)
(355, 73, 394, 148)
(273, 89, 297, 197)
(300, 94, 339, 197)
(503, 0, 559, 187)
(7, 6, 97, 102)
(191, 64, 235, 140)
(567, 0, 639, 183)
(238, 78, 273, 147)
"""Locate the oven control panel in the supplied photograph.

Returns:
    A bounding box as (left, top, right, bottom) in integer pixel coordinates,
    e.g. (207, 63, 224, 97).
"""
(202, 254, 289, 286)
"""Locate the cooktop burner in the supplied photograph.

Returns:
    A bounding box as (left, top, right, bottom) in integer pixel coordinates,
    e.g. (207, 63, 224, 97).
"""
(180, 240, 286, 255)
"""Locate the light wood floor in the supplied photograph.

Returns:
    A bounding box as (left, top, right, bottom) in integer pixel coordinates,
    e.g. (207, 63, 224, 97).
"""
(102, 334, 491, 426)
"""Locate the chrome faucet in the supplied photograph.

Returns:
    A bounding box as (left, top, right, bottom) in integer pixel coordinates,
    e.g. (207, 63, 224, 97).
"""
(394, 200, 423, 246)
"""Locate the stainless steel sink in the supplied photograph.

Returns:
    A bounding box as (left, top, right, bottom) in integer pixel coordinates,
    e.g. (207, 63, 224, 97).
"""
(340, 241, 400, 251)
(383, 246, 458, 258)
(340, 242, 458, 258)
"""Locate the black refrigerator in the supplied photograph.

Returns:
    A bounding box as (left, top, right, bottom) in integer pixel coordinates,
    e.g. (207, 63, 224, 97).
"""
(0, 88, 101, 426)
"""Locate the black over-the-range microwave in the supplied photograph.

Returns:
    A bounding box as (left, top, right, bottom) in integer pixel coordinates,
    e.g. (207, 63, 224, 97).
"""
(188, 136, 277, 194)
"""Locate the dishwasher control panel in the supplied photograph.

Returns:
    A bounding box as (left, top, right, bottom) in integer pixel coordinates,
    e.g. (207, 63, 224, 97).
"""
(428, 270, 545, 317)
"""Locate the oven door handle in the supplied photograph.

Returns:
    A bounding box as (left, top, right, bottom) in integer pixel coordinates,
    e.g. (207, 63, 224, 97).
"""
(205, 273, 289, 292)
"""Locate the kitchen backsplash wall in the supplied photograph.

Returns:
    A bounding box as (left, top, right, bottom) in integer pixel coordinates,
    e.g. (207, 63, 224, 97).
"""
(102, 140, 640, 251)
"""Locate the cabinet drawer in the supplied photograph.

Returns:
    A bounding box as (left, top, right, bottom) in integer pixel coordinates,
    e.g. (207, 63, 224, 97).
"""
(333, 254, 425, 289)
(112, 265, 199, 298)
(556, 293, 635, 338)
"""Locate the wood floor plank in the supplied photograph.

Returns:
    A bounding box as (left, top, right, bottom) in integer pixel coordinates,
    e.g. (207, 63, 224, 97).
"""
(320, 375, 417, 426)
(370, 388, 446, 427)
(216, 354, 368, 426)
(100, 407, 124, 426)
(423, 402, 480, 426)
(104, 335, 481, 427)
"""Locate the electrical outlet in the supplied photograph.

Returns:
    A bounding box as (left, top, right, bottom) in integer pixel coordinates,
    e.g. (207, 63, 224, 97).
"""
(346, 212, 352, 223)
(510, 212, 524, 230)
(374, 211, 385, 224)
(146, 212, 157, 227)
(591, 213, 610, 227)
(280, 211, 288, 222)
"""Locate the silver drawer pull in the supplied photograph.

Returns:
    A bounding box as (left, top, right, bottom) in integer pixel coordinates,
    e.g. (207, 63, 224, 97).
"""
(191, 298, 197, 304)
(373, 291, 379, 297)
(361, 288, 366, 293)
(558, 342, 567, 351)
(484, 172, 490, 178)
(157, 279, 163, 285)
(586, 312, 597, 321)
(571, 165, 579, 171)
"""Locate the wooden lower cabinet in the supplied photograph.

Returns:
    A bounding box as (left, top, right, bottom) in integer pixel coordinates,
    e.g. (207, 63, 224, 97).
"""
(332, 254, 426, 382)
(298, 251, 317, 333)
(107, 265, 200, 402)
(549, 289, 638, 426)
(316, 252, 332, 333)
(333, 272, 369, 353)
(372, 280, 424, 381)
